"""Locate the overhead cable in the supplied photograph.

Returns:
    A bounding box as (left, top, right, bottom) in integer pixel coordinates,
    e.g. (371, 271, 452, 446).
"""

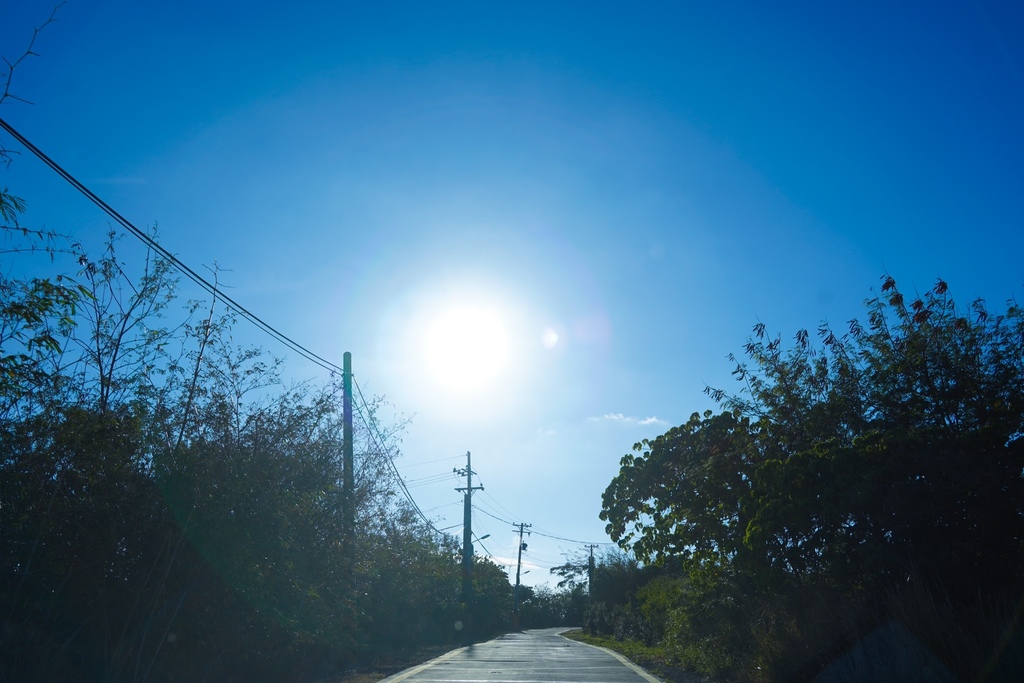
(353, 377, 449, 538)
(531, 529, 615, 546)
(473, 505, 516, 526)
(479, 489, 524, 522)
(0, 116, 342, 376)
(473, 504, 612, 546)
(0, 117, 611, 551)
(0, 117, 465, 548)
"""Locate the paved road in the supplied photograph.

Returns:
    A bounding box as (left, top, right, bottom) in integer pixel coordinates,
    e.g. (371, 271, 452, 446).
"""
(382, 629, 662, 683)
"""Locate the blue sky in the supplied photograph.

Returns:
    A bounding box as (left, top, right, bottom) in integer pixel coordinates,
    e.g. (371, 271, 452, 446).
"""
(3, 0, 1023, 584)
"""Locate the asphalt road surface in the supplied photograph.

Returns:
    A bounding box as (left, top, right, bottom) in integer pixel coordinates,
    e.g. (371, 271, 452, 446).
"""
(381, 629, 662, 683)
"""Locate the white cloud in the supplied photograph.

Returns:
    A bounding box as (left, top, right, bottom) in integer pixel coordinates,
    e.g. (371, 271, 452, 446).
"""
(589, 413, 667, 427)
(91, 176, 149, 185)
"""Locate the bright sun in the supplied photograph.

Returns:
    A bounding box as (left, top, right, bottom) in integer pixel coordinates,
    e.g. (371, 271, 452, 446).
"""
(423, 306, 510, 392)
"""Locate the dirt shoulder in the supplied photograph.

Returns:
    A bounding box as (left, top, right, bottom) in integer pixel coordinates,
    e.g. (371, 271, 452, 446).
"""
(324, 643, 461, 683)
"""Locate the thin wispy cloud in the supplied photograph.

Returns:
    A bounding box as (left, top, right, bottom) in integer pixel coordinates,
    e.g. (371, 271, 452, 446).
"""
(589, 413, 667, 427)
(91, 177, 148, 186)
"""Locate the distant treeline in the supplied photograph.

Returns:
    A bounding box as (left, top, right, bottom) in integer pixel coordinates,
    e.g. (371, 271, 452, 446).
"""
(588, 276, 1024, 682)
(0, 192, 578, 682)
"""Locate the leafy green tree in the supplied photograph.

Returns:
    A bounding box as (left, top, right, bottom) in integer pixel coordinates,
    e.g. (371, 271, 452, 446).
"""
(1, 228, 499, 681)
(601, 411, 759, 575)
(0, 201, 85, 411)
(600, 276, 1024, 680)
(604, 277, 1024, 586)
(469, 556, 514, 637)
(3, 14, 518, 666)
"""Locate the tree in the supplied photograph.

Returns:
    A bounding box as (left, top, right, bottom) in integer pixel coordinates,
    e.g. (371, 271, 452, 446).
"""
(603, 277, 1024, 589)
(600, 276, 1024, 680)
(601, 410, 759, 575)
(469, 557, 514, 637)
(2, 13, 519, 676)
(1, 232, 482, 681)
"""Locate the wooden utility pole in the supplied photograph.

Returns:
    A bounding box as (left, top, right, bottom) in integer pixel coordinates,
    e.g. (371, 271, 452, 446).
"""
(455, 452, 483, 621)
(513, 522, 532, 619)
(586, 543, 599, 597)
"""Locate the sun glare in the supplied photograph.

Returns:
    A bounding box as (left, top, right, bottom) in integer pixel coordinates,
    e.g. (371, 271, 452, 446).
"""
(423, 306, 510, 392)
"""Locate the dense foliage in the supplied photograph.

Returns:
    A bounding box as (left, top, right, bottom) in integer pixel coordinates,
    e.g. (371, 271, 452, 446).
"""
(514, 584, 588, 629)
(0, 207, 514, 682)
(0, 21, 528, 679)
(601, 277, 1024, 681)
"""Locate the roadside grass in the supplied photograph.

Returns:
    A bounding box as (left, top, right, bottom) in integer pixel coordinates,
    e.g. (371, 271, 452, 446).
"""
(560, 630, 713, 683)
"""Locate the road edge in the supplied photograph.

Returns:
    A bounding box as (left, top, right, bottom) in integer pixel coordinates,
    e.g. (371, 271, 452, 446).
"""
(557, 632, 665, 683)
(376, 646, 469, 683)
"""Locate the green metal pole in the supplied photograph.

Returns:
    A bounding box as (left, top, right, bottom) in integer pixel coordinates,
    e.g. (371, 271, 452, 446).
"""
(343, 352, 354, 562)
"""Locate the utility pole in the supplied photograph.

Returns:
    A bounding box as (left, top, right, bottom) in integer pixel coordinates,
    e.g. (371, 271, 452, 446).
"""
(454, 452, 483, 621)
(342, 352, 354, 570)
(513, 522, 532, 624)
(585, 544, 599, 598)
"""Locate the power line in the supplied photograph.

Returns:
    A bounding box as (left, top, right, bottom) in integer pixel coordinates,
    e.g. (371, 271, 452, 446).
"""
(1, 115, 617, 558)
(478, 488, 525, 523)
(421, 501, 461, 514)
(474, 533, 495, 558)
(473, 514, 493, 536)
(1, 117, 478, 555)
(473, 497, 532, 533)
(473, 505, 515, 526)
(531, 529, 615, 546)
(0, 116, 343, 376)
(472, 503, 613, 547)
(352, 377, 455, 543)
(404, 472, 458, 488)
(399, 454, 467, 469)
(353, 379, 427, 517)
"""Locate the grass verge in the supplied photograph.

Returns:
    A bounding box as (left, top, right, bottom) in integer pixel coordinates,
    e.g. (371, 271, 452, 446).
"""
(560, 630, 714, 683)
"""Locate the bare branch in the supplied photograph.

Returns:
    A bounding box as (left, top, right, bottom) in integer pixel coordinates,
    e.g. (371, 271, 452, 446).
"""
(0, 3, 65, 162)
